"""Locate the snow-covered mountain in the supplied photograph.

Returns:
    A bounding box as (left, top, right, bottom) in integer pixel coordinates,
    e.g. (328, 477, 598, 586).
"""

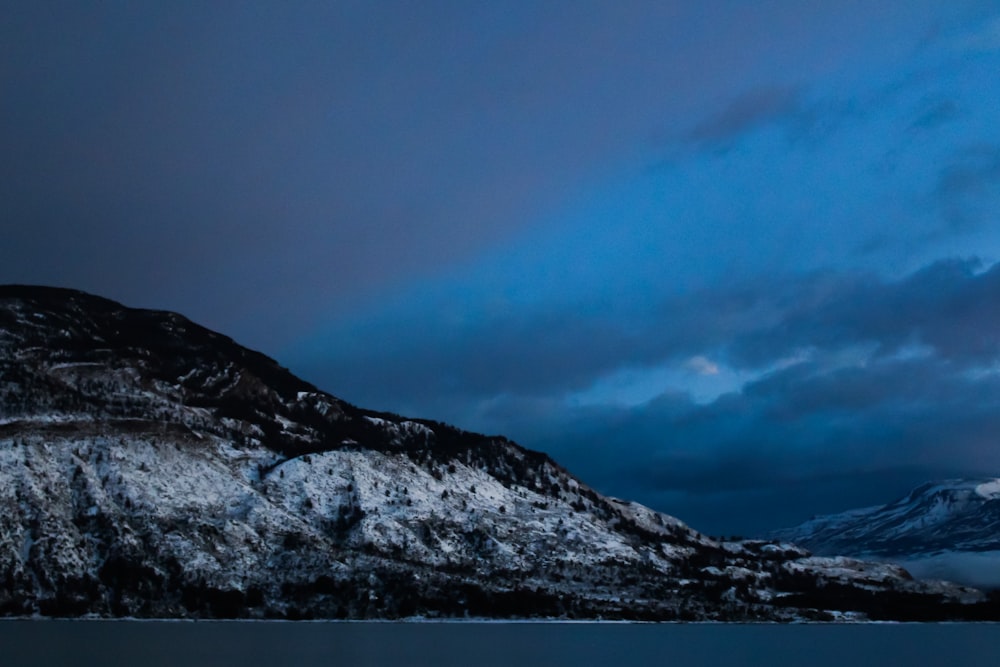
(771, 479, 1000, 590)
(0, 286, 994, 620)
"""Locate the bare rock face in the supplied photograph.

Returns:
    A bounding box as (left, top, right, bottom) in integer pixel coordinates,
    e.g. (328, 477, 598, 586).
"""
(0, 286, 992, 620)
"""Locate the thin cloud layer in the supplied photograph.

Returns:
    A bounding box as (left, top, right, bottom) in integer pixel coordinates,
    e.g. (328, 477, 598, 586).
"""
(935, 145, 1000, 230)
(688, 85, 803, 145)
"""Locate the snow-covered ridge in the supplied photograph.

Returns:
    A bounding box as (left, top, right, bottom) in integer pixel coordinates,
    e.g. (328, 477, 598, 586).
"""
(0, 285, 990, 620)
(771, 478, 1000, 589)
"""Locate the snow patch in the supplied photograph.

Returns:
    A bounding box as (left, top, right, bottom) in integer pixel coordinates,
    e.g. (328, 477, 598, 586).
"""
(974, 479, 1000, 499)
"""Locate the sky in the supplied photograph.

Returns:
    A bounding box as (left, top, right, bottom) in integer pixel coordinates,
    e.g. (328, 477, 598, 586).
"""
(4, 1, 1000, 535)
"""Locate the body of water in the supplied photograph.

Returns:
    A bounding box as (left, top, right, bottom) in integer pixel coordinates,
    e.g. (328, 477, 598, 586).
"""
(1, 620, 997, 666)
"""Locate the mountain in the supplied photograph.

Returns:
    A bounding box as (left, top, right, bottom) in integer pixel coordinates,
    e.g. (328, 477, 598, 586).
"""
(771, 479, 1000, 590)
(0, 285, 995, 621)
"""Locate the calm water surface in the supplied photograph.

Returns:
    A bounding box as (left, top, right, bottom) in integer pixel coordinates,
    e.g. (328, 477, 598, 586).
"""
(1, 620, 998, 666)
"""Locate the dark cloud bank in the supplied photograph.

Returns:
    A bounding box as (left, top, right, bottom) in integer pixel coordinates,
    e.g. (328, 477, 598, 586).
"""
(297, 258, 1000, 535)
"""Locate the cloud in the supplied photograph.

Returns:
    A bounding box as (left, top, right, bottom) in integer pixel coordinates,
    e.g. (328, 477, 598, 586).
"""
(933, 145, 1000, 230)
(681, 78, 905, 153)
(534, 353, 1000, 535)
(687, 85, 803, 145)
(684, 355, 720, 376)
(728, 258, 1000, 368)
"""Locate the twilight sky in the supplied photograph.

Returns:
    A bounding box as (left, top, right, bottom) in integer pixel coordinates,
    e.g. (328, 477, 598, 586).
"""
(4, 1, 1000, 535)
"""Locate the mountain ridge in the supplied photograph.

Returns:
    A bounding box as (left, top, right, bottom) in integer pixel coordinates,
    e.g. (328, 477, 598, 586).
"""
(770, 478, 1000, 590)
(1, 285, 995, 620)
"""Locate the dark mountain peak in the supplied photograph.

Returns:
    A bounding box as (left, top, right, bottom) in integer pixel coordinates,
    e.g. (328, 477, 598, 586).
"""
(1, 284, 299, 392)
(0, 284, 544, 475)
(0, 284, 122, 305)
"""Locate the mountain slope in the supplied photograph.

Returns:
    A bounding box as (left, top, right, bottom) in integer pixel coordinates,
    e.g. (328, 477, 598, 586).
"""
(771, 479, 1000, 589)
(0, 286, 992, 620)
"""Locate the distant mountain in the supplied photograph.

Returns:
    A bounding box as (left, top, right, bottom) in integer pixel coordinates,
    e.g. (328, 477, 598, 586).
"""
(0, 285, 995, 620)
(771, 479, 1000, 590)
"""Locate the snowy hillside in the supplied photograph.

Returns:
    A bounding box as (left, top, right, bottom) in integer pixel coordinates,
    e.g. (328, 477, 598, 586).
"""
(0, 286, 994, 620)
(771, 479, 1000, 589)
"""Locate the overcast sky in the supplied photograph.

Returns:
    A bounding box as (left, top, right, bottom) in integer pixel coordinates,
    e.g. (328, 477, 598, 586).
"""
(4, 1, 1000, 535)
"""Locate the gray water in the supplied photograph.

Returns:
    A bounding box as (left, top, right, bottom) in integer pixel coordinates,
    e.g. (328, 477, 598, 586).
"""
(1, 621, 998, 666)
